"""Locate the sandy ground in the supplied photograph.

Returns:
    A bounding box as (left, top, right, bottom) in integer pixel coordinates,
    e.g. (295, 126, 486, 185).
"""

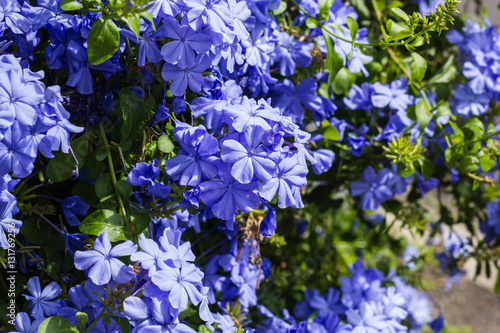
(426, 268, 500, 332)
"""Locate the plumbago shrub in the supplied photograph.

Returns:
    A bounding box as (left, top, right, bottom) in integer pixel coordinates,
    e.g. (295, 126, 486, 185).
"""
(1, 0, 500, 331)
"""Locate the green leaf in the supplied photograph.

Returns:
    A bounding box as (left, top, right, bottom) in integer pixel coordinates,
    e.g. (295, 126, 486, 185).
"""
(480, 155, 494, 172)
(38, 316, 79, 333)
(117, 180, 133, 199)
(306, 18, 319, 29)
(346, 16, 358, 42)
(463, 117, 484, 138)
(178, 307, 197, 321)
(60, 0, 83, 10)
(321, 28, 343, 85)
(46, 131, 91, 182)
(420, 158, 435, 180)
(323, 126, 340, 141)
(397, 163, 416, 177)
(80, 210, 127, 242)
(122, 14, 141, 40)
(386, 20, 411, 39)
(95, 174, 114, 199)
(318, 0, 334, 19)
(46, 262, 61, 281)
(459, 157, 480, 173)
(76, 312, 88, 331)
(120, 87, 146, 146)
(428, 56, 457, 85)
(109, 315, 131, 333)
(410, 52, 427, 84)
(391, 8, 409, 22)
(271, 1, 287, 15)
(415, 99, 432, 131)
(331, 67, 355, 95)
(130, 211, 151, 235)
(96, 146, 109, 162)
(88, 18, 120, 65)
(158, 135, 175, 153)
(199, 325, 215, 333)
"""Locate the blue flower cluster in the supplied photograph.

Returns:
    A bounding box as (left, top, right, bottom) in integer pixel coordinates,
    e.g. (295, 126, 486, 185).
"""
(350, 166, 438, 211)
(256, 259, 434, 333)
(0, 54, 82, 178)
(448, 19, 500, 117)
(431, 228, 471, 291)
(0, 175, 20, 249)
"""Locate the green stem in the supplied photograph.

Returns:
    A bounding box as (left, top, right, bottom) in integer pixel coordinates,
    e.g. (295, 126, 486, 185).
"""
(99, 124, 128, 224)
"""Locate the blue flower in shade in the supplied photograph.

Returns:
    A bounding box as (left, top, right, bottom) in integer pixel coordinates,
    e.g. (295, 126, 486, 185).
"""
(417, 174, 439, 197)
(199, 167, 260, 226)
(347, 133, 368, 157)
(482, 201, 500, 242)
(371, 78, 413, 112)
(122, 22, 164, 67)
(162, 54, 211, 96)
(151, 263, 204, 309)
(313, 311, 352, 333)
(62, 195, 89, 227)
(260, 201, 277, 237)
(274, 32, 313, 76)
(273, 77, 323, 124)
(428, 315, 445, 333)
(165, 125, 220, 186)
(452, 85, 491, 116)
(350, 166, 393, 210)
(63, 233, 89, 257)
(221, 126, 280, 184)
(74, 232, 137, 285)
(22, 277, 61, 319)
(160, 16, 212, 68)
(127, 159, 161, 187)
(65, 40, 117, 95)
(0, 122, 36, 178)
(259, 153, 308, 209)
(44, 21, 81, 70)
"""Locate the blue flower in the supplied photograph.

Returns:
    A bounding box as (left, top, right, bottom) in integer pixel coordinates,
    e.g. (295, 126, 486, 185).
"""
(165, 124, 220, 186)
(0, 61, 44, 128)
(344, 82, 373, 111)
(224, 96, 281, 132)
(274, 32, 313, 76)
(10, 312, 45, 333)
(371, 78, 413, 112)
(22, 277, 61, 319)
(428, 315, 445, 333)
(259, 153, 308, 209)
(199, 167, 260, 225)
(162, 54, 211, 96)
(62, 196, 89, 227)
(74, 232, 137, 285)
(0, 0, 31, 34)
(221, 126, 280, 184)
(452, 84, 491, 116)
(151, 263, 204, 309)
(346, 301, 387, 332)
(273, 78, 323, 124)
(160, 16, 212, 68)
(350, 167, 393, 210)
(0, 122, 36, 178)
